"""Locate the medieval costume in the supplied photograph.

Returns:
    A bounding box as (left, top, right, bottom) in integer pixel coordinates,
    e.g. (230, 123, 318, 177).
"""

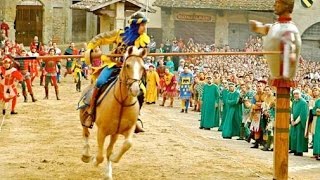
(312, 96, 320, 160)
(145, 64, 160, 104)
(249, 81, 267, 148)
(14, 50, 37, 102)
(42, 48, 60, 100)
(222, 83, 242, 139)
(156, 60, 166, 96)
(27, 46, 40, 85)
(179, 68, 193, 113)
(289, 89, 309, 156)
(165, 57, 175, 73)
(218, 81, 229, 131)
(200, 76, 219, 130)
(72, 58, 83, 92)
(261, 88, 276, 151)
(149, 35, 156, 53)
(64, 43, 79, 77)
(160, 68, 177, 107)
(0, 57, 23, 114)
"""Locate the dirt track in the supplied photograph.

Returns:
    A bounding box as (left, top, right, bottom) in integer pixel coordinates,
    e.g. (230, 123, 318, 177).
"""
(0, 76, 319, 180)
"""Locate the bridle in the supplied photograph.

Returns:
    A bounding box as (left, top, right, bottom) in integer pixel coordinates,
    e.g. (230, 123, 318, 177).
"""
(113, 55, 144, 107)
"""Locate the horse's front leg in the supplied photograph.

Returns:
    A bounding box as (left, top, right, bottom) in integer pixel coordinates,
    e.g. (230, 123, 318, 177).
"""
(109, 125, 135, 163)
(105, 134, 118, 180)
(81, 127, 92, 163)
(93, 128, 107, 166)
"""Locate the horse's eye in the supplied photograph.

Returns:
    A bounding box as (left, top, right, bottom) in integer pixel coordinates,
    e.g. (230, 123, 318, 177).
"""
(126, 64, 130, 68)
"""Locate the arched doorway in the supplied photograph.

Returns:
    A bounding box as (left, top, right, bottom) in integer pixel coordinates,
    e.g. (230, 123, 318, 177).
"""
(15, 0, 43, 46)
(301, 22, 320, 61)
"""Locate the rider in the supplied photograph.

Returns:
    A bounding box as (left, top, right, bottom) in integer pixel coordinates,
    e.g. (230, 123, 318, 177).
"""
(84, 12, 150, 130)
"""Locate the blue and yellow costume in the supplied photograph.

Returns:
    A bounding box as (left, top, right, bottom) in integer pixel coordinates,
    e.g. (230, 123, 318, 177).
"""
(85, 12, 150, 116)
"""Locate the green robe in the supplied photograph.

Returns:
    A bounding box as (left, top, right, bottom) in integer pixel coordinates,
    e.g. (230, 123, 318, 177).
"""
(289, 98, 309, 153)
(243, 90, 255, 137)
(218, 88, 229, 131)
(200, 84, 219, 128)
(312, 99, 320, 155)
(222, 90, 242, 138)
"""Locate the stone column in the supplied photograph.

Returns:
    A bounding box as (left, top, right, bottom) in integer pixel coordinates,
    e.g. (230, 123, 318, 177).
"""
(100, 15, 111, 53)
(161, 8, 175, 41)
(214, 13, 229, 47)
(114, 2, 125, 30)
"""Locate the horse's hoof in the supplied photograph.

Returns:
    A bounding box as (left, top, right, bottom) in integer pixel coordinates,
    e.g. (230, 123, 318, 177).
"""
(109, 154, 119, 163)
(104, 176, 113, 180)
(81, 155, 92, 163)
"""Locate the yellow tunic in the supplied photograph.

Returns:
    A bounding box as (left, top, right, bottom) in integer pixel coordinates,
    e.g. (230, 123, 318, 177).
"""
(146, 70, 160, 103)
(72, 60, 82, 82)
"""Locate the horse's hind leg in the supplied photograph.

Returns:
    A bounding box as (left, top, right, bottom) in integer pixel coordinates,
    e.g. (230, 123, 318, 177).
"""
(105, 134, 118, 180)
(93, 128, 107, 166)
(81, 127, 92, 163)
(109, 128, 134, 163)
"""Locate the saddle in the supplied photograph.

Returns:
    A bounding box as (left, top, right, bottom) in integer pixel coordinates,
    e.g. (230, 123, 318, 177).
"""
(78, 68, 121, 110)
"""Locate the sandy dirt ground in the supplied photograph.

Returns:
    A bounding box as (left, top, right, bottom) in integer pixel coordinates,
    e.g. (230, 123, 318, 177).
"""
(0, 76, 320, 180)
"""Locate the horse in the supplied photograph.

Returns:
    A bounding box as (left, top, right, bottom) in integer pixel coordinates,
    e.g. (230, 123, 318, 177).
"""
(79, 46, 147, 180)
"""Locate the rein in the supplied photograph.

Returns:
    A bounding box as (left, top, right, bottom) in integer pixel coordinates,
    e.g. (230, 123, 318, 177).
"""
(113, 54, 142, 107)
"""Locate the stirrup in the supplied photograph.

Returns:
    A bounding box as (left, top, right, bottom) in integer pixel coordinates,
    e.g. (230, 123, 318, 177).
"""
(82, 114, 94, 129)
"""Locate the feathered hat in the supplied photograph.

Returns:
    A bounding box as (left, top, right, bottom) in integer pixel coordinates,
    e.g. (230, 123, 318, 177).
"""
(128, 12, 149, 25)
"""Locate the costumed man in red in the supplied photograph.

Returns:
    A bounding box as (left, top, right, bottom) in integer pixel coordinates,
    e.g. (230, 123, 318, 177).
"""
(29, 36, 43, 54)
(14, 50, 37, 102)
(27, 45, 40, 85)
(42, 48, 60, 100)
(160, 67, 177, 107)
(0, 56, 23, 114)
(0, 19, 9, 37)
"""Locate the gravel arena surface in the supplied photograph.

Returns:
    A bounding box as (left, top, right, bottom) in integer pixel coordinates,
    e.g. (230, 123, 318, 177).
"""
(0, 76, 320, 180)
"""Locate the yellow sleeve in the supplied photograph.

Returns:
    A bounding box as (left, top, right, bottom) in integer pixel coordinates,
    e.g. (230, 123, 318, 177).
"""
(85, 29, 122, 65)
(155, 71, 160, 86)
(87, 29, 121, 50)
(140, 83, 146, 95)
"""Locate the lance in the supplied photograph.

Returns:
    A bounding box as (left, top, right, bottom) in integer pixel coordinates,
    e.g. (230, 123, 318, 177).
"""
(12, 51, 281, 61)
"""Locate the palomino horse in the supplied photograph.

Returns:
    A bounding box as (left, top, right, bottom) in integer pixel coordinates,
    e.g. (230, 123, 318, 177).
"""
(79, 46, 146, 179)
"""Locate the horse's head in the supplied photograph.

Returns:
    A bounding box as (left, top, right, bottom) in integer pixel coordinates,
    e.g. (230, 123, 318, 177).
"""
(120, 46, 147, 97)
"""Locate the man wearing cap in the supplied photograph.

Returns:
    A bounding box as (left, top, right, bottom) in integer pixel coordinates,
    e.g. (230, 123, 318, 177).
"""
(83, 12, 150, 132)
(171, 39, 180, 71)
(149, 35, 156, 53)
(222, 82, 242, 139)
(0, 57, 23, 115)
(179, 66, 193, 113)
(289, 89, 309, 156)
(200, 75, 219, 130)
(146, 64, 160, 104)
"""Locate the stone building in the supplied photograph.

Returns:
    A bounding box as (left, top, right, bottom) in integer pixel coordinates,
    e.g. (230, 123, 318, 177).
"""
(0, 0, 97, 46)
(153, 0, 320, 60)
